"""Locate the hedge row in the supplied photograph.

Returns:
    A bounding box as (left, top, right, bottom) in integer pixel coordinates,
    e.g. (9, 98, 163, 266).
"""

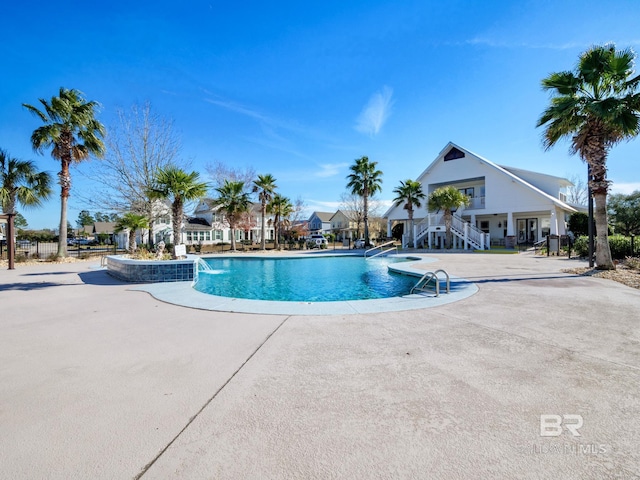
(573, 235, 639, 259)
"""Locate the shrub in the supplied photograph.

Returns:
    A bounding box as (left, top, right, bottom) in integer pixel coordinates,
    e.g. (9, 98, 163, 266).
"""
(573, 236, 589, 257)
(608, 235, 633, 259)
(573, 234, 637, 259)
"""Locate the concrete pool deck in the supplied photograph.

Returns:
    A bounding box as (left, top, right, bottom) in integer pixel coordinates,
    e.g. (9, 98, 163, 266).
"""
(1, 251, 639, 479)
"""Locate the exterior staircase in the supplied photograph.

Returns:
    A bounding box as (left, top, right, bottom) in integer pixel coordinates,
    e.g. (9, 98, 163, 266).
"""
(410, 213, 490, 250)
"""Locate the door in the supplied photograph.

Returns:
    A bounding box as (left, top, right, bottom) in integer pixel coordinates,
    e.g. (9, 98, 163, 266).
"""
(517, 218, 538, 243)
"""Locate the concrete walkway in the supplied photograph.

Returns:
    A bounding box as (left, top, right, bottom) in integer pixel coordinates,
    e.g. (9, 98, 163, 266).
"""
(1, 252, 639, 479)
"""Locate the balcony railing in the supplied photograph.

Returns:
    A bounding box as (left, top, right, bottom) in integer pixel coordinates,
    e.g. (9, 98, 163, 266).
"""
(467, 196, 485, 209)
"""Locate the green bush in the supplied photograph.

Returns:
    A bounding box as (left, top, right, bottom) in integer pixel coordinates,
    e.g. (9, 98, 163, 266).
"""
(573, 236, 588, 257)
(572, 235, 637, 259)
(608, 235, 633, 259)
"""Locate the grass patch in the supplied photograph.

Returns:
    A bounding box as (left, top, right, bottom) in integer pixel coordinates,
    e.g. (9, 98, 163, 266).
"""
(474, 248, 519, 254)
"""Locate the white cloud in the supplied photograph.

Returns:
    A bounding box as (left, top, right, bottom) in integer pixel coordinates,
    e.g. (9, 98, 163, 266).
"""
(610, 182, 640, 195)
(355, 86, 394, 137)
(315, 162, 349, 178)
(204, 97, 268, 122)
(307, 199, 342, 210)
(465, 37, 583, 50)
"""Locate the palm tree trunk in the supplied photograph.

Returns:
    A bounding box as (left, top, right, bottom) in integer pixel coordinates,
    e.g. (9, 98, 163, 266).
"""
(408, 208, 414, 248)
(363, 188, 369, 246)
(584, 135, 615, 270)
(6, 195, 17, 215)
(260, 203, 266, 250)
(593, 191, 614, 269)
(172, 200, 182, 259)
(57, 193, 69, 257)
(230, 226, 237, 251)
(128, 230, 136, 253)
(444, 210, 452, 249)
(57, 156, 72, 257)
(274, 215, 280, 250)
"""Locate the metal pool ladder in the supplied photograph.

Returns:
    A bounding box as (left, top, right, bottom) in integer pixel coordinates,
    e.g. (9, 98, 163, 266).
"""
(410, 269, 450, 297)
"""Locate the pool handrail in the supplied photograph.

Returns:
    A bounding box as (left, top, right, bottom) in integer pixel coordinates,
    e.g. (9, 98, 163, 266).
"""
(365, 240, 398, 259)
(410, 269, 450, 297)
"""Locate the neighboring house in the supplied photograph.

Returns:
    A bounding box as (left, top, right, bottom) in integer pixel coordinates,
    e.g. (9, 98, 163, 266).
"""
(183, 199, 275, 245)
(330, 210, 359, 241)
(93, 222, 117, 242)
(308, 211, 333, 234)
(384, 142, 580, 249)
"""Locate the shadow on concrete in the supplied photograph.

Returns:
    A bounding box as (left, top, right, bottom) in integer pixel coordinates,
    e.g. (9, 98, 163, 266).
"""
(78, 270, 129, 286)
(21, 271, 77, 276)
(0, 281, 71, 291)
(456, 273, 586, 285)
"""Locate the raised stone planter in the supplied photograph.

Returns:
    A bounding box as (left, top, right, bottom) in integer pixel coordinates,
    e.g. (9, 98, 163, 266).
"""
(106, 255, 198, 283)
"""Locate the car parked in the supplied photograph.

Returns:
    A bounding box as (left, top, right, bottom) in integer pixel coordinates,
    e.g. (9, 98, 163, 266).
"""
(354, 238, 375, 249)
(16, 240, 31, 248)
(306, 234, 328, 249)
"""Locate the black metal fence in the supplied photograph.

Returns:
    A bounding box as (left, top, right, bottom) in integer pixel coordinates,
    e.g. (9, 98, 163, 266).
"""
(1, 241, 121, 260)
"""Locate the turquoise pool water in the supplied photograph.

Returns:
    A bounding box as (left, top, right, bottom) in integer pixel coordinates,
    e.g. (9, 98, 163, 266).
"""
(195, 256, 418, 302)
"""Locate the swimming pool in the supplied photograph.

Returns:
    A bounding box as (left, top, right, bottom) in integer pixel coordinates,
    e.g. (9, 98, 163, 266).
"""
(195, 256, 418, 302)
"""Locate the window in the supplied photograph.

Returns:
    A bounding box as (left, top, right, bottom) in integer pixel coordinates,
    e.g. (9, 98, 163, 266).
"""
(559, 192, 567, 202)
(215, 230, 223, 241)
(444, 147, 465, 161)
(480, 220, 489, 233)
(459, 187, 474, 198)
(186, 232, 193, 242)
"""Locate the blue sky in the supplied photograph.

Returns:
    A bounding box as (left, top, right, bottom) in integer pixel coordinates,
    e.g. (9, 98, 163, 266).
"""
(2, 0, 640, 229)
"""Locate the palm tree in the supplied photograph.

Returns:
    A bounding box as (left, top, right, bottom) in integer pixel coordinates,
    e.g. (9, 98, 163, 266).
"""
(115, 212, 149, 254)
(346, 156, 383, 247)
(427, 186, 470, 249)
(23, 88, 105, 257)
(212, 180, 251, 251)
(252, 173, 277, 250)
(148, 166, 209, 257)
(537, 44, 640, 270)
(1, 149, 52, 215)
(267, 193, 293, 250)
(392, 179, 425, 248)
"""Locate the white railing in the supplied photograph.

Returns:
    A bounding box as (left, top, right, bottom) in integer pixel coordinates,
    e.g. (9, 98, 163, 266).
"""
(467, 196, 485, 209)
(409, 212, 490, 250)
(414, 213, 444, 245)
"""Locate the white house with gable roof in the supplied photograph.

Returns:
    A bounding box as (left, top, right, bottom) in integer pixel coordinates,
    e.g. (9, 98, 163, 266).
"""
(384, 142, 581, 249)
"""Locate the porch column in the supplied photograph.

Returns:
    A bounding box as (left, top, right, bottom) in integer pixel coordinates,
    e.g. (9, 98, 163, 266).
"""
(506, 212, 514, 235)
(387, 219, 392, 238)
(550, 208, 559, 235)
